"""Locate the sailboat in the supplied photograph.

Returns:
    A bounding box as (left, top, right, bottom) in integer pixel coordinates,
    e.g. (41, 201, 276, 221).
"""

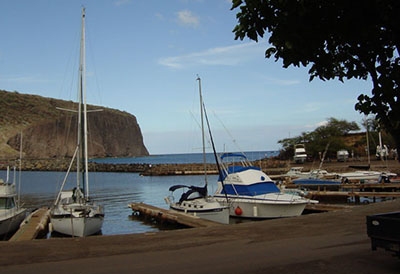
(0, 167, 27, 237)
(49, 7, 104, 237)
(165, 77, 229, 224)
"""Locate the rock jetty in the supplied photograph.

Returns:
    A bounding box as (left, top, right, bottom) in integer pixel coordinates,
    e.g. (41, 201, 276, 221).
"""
(2, 157, 398, 176)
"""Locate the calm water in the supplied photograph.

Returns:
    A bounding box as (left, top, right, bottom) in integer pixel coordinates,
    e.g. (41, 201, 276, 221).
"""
(92, 150, 279, 164)
(1, 151, 276, 236)
(0, 168, 220, 236)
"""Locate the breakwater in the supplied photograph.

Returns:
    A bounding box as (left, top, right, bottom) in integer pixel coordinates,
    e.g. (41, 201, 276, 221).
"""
(1, 158, 399, 176)
(0, 158, 148, 173)
(0, 157, 289, 175)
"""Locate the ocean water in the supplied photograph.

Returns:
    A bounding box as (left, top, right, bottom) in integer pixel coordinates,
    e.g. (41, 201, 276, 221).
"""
(1, 151, 277, 237)
(92, 150, 279, 165)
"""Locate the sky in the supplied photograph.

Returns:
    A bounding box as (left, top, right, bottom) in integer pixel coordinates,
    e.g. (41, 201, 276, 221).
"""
(0, 0, 373, 155)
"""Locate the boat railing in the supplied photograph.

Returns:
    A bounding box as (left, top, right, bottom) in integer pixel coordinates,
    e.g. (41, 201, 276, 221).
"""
(0, 183, 17, 196)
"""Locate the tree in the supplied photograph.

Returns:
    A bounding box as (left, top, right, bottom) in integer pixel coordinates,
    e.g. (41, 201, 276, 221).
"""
(231, 0, 400, 158)
(278, 117, 360, 160)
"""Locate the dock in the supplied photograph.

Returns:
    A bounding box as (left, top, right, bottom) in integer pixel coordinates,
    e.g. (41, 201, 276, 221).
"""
(128, 202, 223, 228)
(306, 189, 400, 204)
(308, 190, 400, 198)
(9, 207, 50, 241)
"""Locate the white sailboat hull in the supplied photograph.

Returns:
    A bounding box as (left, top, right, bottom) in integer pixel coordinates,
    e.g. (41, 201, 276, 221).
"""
(50, 201, 104, 237)
(51, 214, 104, 237)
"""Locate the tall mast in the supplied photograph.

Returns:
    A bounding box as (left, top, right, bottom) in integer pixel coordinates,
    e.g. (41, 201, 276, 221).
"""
(78, 7, 89, 198)
(82, 7, 89, 199)
(197, 76, 208, 186)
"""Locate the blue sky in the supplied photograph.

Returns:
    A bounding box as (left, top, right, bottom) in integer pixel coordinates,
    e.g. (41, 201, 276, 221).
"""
(0, 0, 372, 155)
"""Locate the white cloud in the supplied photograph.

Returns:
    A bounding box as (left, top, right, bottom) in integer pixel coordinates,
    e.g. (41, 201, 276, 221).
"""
(316, 120, 329, 127)
(303, 120, 328, 130)
(158, 42, 263, 69)
(176, 10, 199, 27)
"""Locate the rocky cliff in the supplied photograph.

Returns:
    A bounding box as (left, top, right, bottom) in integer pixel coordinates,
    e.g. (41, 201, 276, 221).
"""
(0, 90, 149, 159)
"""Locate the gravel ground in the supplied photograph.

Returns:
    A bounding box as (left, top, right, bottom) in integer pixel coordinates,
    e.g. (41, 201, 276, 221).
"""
(0, 198, 399, 274)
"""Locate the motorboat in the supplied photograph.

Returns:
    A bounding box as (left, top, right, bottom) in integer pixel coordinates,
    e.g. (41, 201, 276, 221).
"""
(165, 77, 229, 224)
(284, 167, 309, 178)
(284, 167, 337, 179)
(214, 153, 315, 219)
(0, 167, 27, 237)
(339, 170, 397, 183)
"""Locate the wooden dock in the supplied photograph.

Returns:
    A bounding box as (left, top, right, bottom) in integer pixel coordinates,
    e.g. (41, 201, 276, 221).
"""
(128, 202, 223, 228)
(341, 182, 400, 191)
(9, 207, 50, 241)
(306, 189, 400, 205)
(308, 190, 400, 198)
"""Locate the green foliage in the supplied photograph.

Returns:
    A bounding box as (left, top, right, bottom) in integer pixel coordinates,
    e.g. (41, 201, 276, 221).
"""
(277, 117, 360, 160)
(231, 0, 400, 156)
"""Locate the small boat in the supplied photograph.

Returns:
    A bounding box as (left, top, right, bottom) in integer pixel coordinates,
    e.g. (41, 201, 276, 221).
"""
(286, 144, 337, 180)
(284, 167, 309, 178)
(214, 153, 314, 219)
(165, 185, 229, 224)
(165, 77, 229, 224)
(50, 8, 104, 237)
(284, 167, 337, 179)
(0, 167, 27, 237)
(339, 170, 397, 183)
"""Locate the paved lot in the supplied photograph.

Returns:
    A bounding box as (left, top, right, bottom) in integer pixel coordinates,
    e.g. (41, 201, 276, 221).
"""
(1, 198, 399, 273)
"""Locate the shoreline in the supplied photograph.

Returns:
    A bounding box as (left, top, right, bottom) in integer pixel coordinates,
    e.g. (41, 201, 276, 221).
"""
(0, 158, 399, 273)
(1, 157, 399, 176)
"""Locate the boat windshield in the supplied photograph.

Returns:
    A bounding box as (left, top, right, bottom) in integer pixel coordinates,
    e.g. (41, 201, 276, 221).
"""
(219, 166, 261, 181)
(222, 182, 280, 196)
(0, 197, 15, 209)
